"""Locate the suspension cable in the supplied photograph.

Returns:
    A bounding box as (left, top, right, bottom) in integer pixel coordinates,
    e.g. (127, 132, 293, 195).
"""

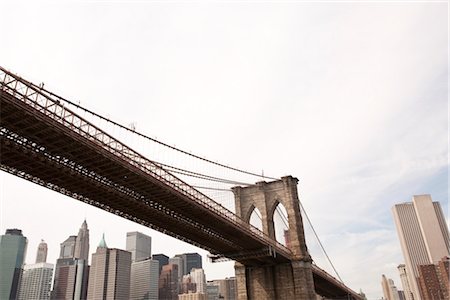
(299, 202, 343, 283)
(28, 81, 278, 181)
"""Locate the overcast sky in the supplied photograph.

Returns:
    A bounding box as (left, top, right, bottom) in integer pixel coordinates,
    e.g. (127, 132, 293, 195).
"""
(0, 1, 448, 299)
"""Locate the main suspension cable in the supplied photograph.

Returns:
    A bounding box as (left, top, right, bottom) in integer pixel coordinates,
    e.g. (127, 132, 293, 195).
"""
(30, 81, 278, 181)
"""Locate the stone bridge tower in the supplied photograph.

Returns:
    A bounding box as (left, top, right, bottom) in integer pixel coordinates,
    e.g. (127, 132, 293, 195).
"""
(232, 176, 316, 300)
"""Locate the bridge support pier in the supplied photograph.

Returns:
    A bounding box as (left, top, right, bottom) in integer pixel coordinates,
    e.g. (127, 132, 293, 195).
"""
(233, 176, 316, 300)
(235, 260, 316, 300)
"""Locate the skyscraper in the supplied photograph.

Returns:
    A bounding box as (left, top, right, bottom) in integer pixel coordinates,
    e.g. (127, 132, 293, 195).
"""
(152, 254, 169, 276)
(74, 220, 89, 262)
(130, 259, 159, 300)
(52, 220, 90, 300)
(392, 194, 450, 300)
(381, 274, 400, 300)
(87, 234, 131, 300)
(159, 263, 179, 300)
(0, 229, 28, 300)
(190, 268, 206, 294)
(17, 262, 54, 300)
(60, 236, 77, 259)
(127, 231, 158, 300)
(169, 255, 184, 288)
(177, 253, 202, 275)
(126, 231, 152, 262)
(36, 239, 48, 263)
(397, 264, 413, 300)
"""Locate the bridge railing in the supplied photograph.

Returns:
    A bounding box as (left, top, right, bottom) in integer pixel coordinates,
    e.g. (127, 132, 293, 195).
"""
(0, 66, 291, 258)
(312, 264, 363, 300)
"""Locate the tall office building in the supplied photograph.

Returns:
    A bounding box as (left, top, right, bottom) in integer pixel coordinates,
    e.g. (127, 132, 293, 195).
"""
(60, 236, 77, 259)
(152, 254, 169, 275)
(17, 262, 54, 300)
(52, 220, 90, 300)
(36, 239, 48, 263)
(169, 255, 184, 288)
(190, 268, 206, 294)
(74, 220, 89, 262)
(392, 194, 450, 300)
(126, 231, 152, 262)
(381, 274, 400, 300)
(397, 264, 414, 300)
(177, 253, 202, 275)
(87, 235, 131, 300)
(130, 258, 159, 300)
(159, 263, 179, 300)
(0, 229, 28, 300)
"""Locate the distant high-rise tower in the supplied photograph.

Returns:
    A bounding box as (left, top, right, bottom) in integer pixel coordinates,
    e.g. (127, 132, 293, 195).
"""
(159, 264, 179, 300)
(176, 253, 202, 275)
(381, 274, 400, 300)
(0, 229, 28, 300)
(130, 258, 159, 300)
(60, 236, 77, 259)
(190, 268, 206, 294)
(17, 262, 54, 300)
(126, 231, 151, 262)
(392, 195, 450, 300)
(52, 220, 90, 300)
(36, 239, 48, 263)
(169, 256, 184, 287)
(74, 220, 89, 262)
(397, 264, 414, 300)
(152, 254, 169, 276)
(87, 234, 131, 300)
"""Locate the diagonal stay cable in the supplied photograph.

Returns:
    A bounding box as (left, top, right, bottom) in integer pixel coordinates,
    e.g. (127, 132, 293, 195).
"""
(299, 202, 343, 283)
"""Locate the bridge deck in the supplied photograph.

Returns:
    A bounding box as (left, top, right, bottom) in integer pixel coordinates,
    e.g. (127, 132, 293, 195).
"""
(0, 68, 291, 266)
(0, 67, 362, 299)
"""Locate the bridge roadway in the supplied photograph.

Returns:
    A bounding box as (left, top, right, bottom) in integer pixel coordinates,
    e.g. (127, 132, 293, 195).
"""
(0, 67, 362, 299)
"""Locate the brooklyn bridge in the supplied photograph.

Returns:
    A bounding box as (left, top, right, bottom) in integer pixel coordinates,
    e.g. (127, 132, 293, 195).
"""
(0, 66, 362, 300)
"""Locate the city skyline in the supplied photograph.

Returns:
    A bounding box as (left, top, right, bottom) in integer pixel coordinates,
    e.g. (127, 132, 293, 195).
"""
(0, 2, 448, 299)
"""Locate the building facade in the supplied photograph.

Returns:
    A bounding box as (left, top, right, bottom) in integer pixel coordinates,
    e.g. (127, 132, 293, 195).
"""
(130, 258, 159, 300)
(392, 195, 450, 300)
(159, 263, 179, 300)
(126, 231, 152, 262)
(381, 274, 400, 300)
(74, 220, 90, 262)
(417, 256, 449, 300)
(52, 220, 90, 300)
(190, 268, 206, 294)
(17, 262, 53, 300)
(177, 253, 202, 276)
(152, 254, 169, 276)
(397, 264, 414, 300)
(0, 229, 28, 300)
(169, 256, 184, 289)
(60, 236, 77, 259)
(87, 236, 131, 300)
(208, 277, 237, 300)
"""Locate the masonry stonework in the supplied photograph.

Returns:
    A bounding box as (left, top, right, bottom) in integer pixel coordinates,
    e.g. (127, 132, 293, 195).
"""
(232, 176, 316, 300)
